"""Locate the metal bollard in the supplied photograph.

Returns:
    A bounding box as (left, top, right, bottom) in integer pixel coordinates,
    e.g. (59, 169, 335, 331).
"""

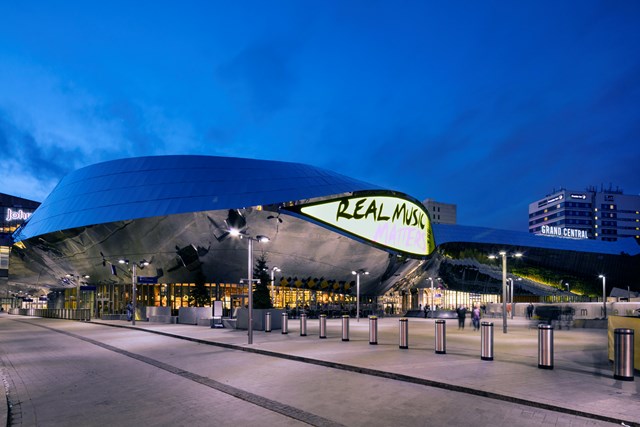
(435, 319, 446, 354)
(481, 321, 494, 361)
(300, 313, 307, 336)
(538, 324, 554, 369)
(399, 318, 409, 349)
(319, 314, 327, 339)
(369, 316, 378, 345)
(282, 313, 289, 334)
(614, 328, 634, 381)
(265, 312, 272, 333)
(342, 315, 350, 341)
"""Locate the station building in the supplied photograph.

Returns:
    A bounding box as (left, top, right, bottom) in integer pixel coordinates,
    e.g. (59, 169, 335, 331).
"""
(6, 156, 640, 317)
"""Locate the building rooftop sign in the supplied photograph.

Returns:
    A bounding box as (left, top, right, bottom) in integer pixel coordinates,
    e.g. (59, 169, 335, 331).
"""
(285, 192, 436, 258)
(539, 225, 589, 239)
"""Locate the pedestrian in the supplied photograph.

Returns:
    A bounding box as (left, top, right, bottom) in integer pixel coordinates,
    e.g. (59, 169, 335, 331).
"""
(472, 305, 481, 331)
(126, 301, 133, 321)
(424, 305, 429, 319)
(456, 306, 467, 329)
(527, 303, 534, 319)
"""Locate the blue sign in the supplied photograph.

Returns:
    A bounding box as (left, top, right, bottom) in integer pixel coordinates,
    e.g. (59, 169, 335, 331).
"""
(80, 286, 96, 291)
(137, 276, 158, 284)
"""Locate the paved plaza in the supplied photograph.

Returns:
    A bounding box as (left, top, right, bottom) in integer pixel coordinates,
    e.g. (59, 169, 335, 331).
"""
(1, 313, 637, 426)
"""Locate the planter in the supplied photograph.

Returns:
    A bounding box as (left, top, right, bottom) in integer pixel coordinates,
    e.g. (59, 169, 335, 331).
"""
(236, 308, 285, 330)
(178, 306, 213, 325)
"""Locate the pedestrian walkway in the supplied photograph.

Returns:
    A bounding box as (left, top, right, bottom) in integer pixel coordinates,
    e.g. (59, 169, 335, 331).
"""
(87, 315, 638, 425)
(1, 313, 637, 426)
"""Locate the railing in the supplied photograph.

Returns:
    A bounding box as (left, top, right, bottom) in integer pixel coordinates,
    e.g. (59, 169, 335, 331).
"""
(8, 308, 91, 321)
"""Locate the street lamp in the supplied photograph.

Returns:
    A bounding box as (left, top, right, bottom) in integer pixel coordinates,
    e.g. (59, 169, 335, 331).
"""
(118, 258, 149, 326)
(352, 269, 369, 322)
(599, 275, 606, 319)
(232, 233, 270, 344)
(565, 282, 570, 293)
(270, 266, 281, 306)
(427, 277, 440, 312)
(489, 251, 522, 333)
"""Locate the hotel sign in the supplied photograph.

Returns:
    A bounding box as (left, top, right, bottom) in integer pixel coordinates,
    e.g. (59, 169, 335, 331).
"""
(285, 193, 436, 257)
(4, 208, 33, 222)
(538, 194, 563, 208)
(539, 225, 588, 239)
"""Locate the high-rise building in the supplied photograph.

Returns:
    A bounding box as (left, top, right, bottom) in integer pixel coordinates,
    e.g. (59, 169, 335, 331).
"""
(528, 186, 640, 242)
(422, 199, 457, 224)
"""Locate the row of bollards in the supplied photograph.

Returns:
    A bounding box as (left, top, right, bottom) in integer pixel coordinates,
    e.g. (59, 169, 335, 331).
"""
(262, 312, 634, 380)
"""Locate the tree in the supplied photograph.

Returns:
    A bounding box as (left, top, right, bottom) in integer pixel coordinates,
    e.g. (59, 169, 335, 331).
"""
(253, 253, 273, 309)
(189, 270, 210, 307)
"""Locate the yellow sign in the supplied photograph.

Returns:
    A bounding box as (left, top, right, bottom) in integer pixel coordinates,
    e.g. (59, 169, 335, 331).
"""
(290, 193, 435, 257)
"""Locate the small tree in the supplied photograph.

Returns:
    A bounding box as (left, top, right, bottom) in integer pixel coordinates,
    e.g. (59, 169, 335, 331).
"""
(189, 270, 210, 307)
(253, 253, 273, 309)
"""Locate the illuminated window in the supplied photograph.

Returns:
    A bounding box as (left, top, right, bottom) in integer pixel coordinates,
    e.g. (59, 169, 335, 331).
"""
(594, 216, 598, 220)
(544, 217, 548, 221)
(595, 208, 598, 212)
(544, 209, 548, 213)
(595, 233, 598, 237)
(0, 246, 9, 269)
(595, 225, 598, 228)
(610, 205, 614, 209)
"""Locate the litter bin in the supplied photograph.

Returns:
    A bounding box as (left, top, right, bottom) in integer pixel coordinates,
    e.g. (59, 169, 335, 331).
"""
(264, 312, 272, 333)
(614, 328, 634, 381)
(538, 324, 553, 369)
(342, 315, 350, 342)
(435, 319, 446, 354)
(480, 321, 494, 361)
(319, 314, 327, 339)
(369, 316, 378, 345)
(300, 313, 307, 336)
(281, 312, 288, 335)
(399, 318, 408, 349)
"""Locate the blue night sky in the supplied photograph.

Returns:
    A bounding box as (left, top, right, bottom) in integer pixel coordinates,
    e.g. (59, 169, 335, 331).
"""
(1, 1, 639, 231)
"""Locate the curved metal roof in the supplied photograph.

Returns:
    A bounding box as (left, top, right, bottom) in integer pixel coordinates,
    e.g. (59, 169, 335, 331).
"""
(13, 155, 383, 242)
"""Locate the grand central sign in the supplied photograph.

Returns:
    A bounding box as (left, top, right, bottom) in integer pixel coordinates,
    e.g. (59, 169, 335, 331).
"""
(284, 192, 436, 257)
(539, 225, 589, 239)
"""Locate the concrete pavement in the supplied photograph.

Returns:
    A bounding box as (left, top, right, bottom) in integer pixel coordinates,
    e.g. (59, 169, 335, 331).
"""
(1, 313, 638, 426)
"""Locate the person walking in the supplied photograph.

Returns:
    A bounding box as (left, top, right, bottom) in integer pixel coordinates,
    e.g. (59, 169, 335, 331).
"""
(527, 303, 534, 319)
(126, 301, 133, 321)
(456, 306, 467, 329)
(472, 305, 481, 331)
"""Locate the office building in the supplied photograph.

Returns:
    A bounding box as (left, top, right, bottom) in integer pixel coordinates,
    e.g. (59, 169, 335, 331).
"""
(422, 199, 457, 224)
(528, 186, 640, 242)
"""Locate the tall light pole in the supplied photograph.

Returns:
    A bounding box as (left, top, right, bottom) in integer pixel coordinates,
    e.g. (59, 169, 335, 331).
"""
(231, 228, 269, 345)
(352, 269, 369, 322)
(489, 251, 522, 333)
(599, 275, 606, 319)
(270, 266, 280, 307)
(565, 282, 570, 293)
(119, 259, 149, 326)
(426, 277, 440, 311)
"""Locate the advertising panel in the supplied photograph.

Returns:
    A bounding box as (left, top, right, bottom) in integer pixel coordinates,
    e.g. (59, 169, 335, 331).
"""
(284, 192, 435, 257)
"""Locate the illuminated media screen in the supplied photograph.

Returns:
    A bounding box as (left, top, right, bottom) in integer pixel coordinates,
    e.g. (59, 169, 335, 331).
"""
(285, 193, 435, 257)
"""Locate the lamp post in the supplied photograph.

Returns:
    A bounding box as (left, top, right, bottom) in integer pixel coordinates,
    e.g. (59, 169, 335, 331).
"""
(270, 266, 280, 307)
(427, 277, 441, 311)
(352, 269, 369, 322)
(118, 259, 149, 326)
(489, 251, 522, 333)
(599, 275, 606, 319)
(231, 229, 269, 345)
(565, 282, 570, 293)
